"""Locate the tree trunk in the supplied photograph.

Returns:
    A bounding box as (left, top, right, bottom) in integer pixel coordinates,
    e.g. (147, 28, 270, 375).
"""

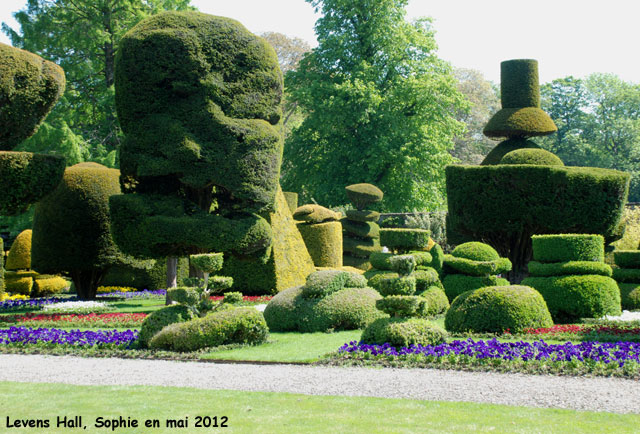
(505, 231, 534, 284)
(166, 256, 178, 305)
(71, 269, 105, 300)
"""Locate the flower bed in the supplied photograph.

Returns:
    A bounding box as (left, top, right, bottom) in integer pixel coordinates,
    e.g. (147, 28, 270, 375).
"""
(0, 313, 147, 328)
(209, 295, 272, 304)
(520, 324, 640, 342)
(97, 289, 166, 299)
(0, 326, 138, 348)
(43, 301, 111, 314)
(0, 296, 75, 312)
(330, 338, 640, 378)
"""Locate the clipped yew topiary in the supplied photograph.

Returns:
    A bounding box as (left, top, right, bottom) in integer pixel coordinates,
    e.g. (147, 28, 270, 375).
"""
(342, 183, 383, 270)
(111, 11, 313, 294)
(295, 204, 343, 268)
(102, 257, 189, 290)
(444, 285, 553, 334)
(0, 238, 4, 295)
(442, 241, 511, 301)
(448, 59, 628, 282)
(31, 163, 127, 299)
(522, 234, 621, 321)
(263, 269, 384, 332)
(137, 304, 194, 347)
(5, 229, 32, 270)
(612, 250, 640, 310)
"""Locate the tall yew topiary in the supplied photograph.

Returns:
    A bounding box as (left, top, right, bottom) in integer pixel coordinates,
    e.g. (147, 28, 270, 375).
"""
(447, 59, 629, 281)
(31, 163, 127, 299)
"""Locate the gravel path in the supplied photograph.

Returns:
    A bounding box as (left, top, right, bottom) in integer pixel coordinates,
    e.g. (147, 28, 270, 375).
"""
(1, 354, 638, 414)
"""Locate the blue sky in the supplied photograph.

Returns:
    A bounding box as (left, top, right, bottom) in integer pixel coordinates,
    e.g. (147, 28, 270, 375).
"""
(1, 0, 638, 84)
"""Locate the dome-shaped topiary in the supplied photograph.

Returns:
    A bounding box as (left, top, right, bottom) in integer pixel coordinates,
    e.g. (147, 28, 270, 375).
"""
(444, 285, 553, 333)
(293, 204, 341, 223)
(138, 304, 194, 347)
(483, 107, 557, 139)
(480, 138, 541, 166)
(451, 242, 500, 261)
(500, 148, 564, 166)
(345, 183, 383, 210)
(5, 229, 32, 270)
(360, 317, 447, 348)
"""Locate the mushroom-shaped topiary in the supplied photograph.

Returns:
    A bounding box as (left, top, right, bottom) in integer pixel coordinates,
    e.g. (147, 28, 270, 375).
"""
(345, 183, 383, 211)
(444, 285, 553, 334)
(500, 148, 564, 166)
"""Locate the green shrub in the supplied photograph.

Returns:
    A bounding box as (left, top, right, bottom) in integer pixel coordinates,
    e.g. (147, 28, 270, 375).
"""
(293, 204, 341, 223)
(500, 148, 563, 166)
(341, 220, 379, 239)
(527, 260, 612, 277)
(5, 229, 31, 270)
(31, 163, 126, 300)
(343, 236, 380, 257)
(612, 268, 640, 283)
(483, 107, 557, 138)
(32, 275, 68, 297)
(411, 251, 433, 266)
(446, 164, 628, 278)
(5, 274, 33, 295)
(302, 269, 349, 298)
(149, 307, 268, 352)
(343, 255, 372, 270)
(345, 183, 383, 210)
(521, 275, 621, 322)
(190, 253, 224, 274)
(443, 255, 512, 276)
(282, 191, 298, 214)
(297, 221, 343, 268)
(618, 283, 640, 310)
(0, 43, 65, 149)
(500, 59, 541, 109)
(344, 272, 367, 288)
(417, 286, 450, 316)
(103, 257, 189, 290)
(451, 242, 500, 261)
(377, 275, 416, 297)
(614, 250, 640, 269)
(480, 138, 540, 166)
(444, 285, 553, 334)
(138, 305, 194, 347)
(414, 268, 440, 290)
(425, 244, 444, 273)
(376, 295, 426, 317)
(167, 287, 200, 306)
(223, 292, 244, 304)
(345, 209, 380, 222)
(389, 255, 416, 276)
(262, 286, 303, 332)
(369, 252, 394, 270)
(380, 228, 430, 253)
(263, 285, 384, 332)
(443, 274, 509, 302)
(361, 317, 447, 348)
(532, 234, 604, 263)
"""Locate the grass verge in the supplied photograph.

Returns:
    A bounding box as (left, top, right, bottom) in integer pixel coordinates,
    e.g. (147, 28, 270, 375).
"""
(1, 381, 638, 433)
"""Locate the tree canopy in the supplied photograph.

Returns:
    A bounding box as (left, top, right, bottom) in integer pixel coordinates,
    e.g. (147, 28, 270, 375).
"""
(282, 0, 466, 212)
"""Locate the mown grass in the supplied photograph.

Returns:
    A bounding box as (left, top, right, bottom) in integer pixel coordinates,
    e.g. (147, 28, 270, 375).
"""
(1, 381, 638, 433)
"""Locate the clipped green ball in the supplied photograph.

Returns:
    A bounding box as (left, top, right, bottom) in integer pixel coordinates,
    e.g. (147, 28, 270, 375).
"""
(480, 138, 541, 166)
(500, 148, 564, 166)
(451, 242, 499, 261)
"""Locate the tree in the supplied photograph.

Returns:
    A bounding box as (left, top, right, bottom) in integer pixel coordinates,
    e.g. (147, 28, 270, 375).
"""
(2, 0, 194, 167)
(451, 68, 500, 164)
(282, 0, 466, 212)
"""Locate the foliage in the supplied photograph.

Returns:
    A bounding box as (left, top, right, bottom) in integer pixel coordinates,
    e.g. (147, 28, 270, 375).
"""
(450, 241, 499, 261)
(2, 0, 193, 165)
(345, 183, 383, 210)
(532, 234, 604, 263)
(444, 285, 553, 334)
(480, 137, 540, 166)
(442, 274, 509, 302)
(282, 0, 466, 211)
(293, 205, 341, 223)
(360, 317, 447, 348)
(223, 292, 244, 304)
(443, 256, 512, 276)
(148, 307, 269, 352)
(379, 228, 431, 253)
(31, 163, 126, 299)
(376, 295, 426, 317)
(138, 304, 193, 347)
(500, 148, 564, 166)
(297, 221, 343, 268)
(527, 260, 612, 277)
(614, 250, 640, 268)
(417, 286, 449, 316)
(5, 230, 31, 270)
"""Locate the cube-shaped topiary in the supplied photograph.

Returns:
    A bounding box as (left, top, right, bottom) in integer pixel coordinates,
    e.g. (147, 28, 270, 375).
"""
(532, 234, 605, 263)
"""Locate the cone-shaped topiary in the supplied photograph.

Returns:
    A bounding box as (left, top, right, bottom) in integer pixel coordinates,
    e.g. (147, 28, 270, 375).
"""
(5, 229, 32, 270)
(31, 163, 128, 299)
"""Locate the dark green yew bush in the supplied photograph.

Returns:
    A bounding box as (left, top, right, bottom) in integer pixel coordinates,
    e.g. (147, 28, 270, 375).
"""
(417, 286, 450, 316)
(532, 234, 605, 263)
(138, 304, 194, 347)
(443, 274, 509, 302)
(360, 317, 447, 348)
(376, 295, 426, 317)
(527, 260, 612, 277)
(614, 250, 640, 269)
(444, 285, 553, 334)
(380, 228, 431, 253)
(521, 275, 621, 322)
(500, 148, 564, 166)
(377, 275, 416, 297)
(149, 307, 268, 352)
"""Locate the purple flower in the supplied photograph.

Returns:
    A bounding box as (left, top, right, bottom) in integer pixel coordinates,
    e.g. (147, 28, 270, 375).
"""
(0, 326, 138, 347)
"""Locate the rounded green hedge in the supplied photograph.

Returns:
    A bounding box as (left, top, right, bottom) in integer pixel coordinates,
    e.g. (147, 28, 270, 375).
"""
(480, 138, 541, 166)
(618, 283, 640, 310)
(345, 183, 383, 210)
(417, 286, 450, 316)
(361, 317, 447, 348)
(263, 285, 385, 332)
(138, 304, 194, 347)
(443, 274, 509, 302)
(527, 260, 612, 277)
(451, 242, 499, 261)
(444, 285, 553, 334)
(297, 221, 343, 268)
(149, 307, 268, 352)
(379, 228, 430, 253)
(376, 295, 426, 317)
(443, 255, 512, 276)
(532, 234, 604, 263)
(521, 275, 621, 322)
(377, 275, 416, 297)
(500, 148, 564, 166)
(301, 269, 349, 298)
(614, 250, 640, 269)
(345, 209, 380, 223)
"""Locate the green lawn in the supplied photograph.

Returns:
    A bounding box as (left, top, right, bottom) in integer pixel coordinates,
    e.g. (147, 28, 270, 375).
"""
(1, 382, 637, 433)
(202, 330, 362, 363)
